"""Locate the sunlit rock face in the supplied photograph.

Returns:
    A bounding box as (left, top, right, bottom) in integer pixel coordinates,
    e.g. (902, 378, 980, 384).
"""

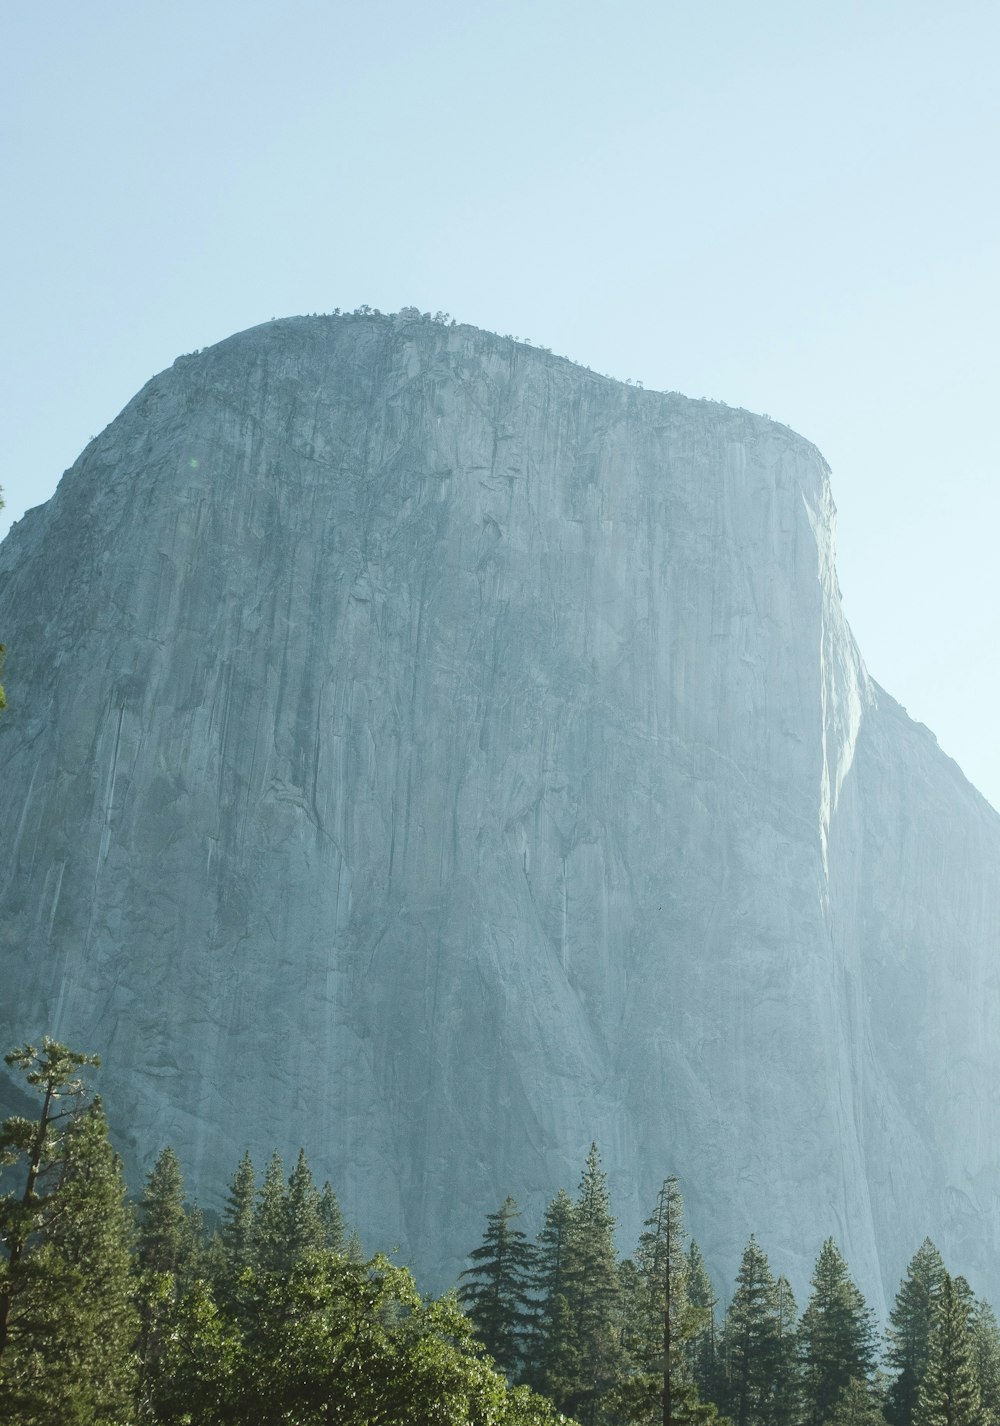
(1, 314, 998, 1308)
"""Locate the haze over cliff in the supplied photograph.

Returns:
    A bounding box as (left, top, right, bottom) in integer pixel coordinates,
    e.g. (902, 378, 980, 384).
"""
(1, 311, 998, 1307)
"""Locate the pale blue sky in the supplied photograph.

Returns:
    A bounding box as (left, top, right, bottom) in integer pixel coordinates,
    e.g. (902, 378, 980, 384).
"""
(3, 1, 999, 803)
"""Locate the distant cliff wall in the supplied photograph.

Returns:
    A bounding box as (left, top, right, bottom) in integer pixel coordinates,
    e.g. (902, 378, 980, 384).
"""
(1, 314, 998, 1308)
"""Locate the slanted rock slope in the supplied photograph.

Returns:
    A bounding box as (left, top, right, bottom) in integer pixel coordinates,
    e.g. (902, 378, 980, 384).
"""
(1, 313, 998, 1307)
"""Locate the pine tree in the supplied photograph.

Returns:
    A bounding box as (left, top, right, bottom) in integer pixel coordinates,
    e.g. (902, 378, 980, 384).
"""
(529, 1188, 579, 1406)
(773, 1275, 802, 1426)
(970, 1298, 1000, 1426)
(721, 1235, 782, 1426)
(635, 1176, 693, 1426)
(318, 1180, 345, 1252)
(614, 1177, 719, 1426)
(827, 1375, 887, 1426)
(885, 1239, 947, 1426)
(686, 1240, 719, 1406)
(0, 1038, 100, 1373)
(285, 1148, 324, 1262)
(799, 1239, 877, 1426)
(0, 1097, 138, 1425)
(138, 1146, 190, 1277)
(252, 1150, 288, 1273)
(914, 1273, 981, 1426)
(221, 1150, 257, 1280)
(459, 1195, 537, 1378)
(565, 1143, 622, 1425)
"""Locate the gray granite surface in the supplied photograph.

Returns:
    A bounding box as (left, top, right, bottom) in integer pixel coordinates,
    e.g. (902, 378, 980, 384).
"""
(1, 314, 998, 1309)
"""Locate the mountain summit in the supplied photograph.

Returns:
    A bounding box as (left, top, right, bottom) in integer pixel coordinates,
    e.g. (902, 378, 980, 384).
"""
(1, 312, 997, 1305)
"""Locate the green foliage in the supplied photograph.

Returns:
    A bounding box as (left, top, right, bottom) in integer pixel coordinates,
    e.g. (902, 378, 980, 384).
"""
(773, 1275, 802, 1426)
(139, 1146, 191, 1277)
(799, 1239, 878, 1426)
(152, 1249, 574, 1425)
(0, 1094, 136, 1425)
(914, 1273, 981, 1426)
(0, 1038, 101, 1371)
(11, 1031, 1000, 1426)
(618, 1176, 715, 1426)
(531, 1188, 582, 1403)
(460, 1194, 537, 1377)
(285, 1145, 325, 1261)
(885, 1239, 947, 1426)
(564, 1144, 623, 1423)
(318, 1178, 345, 1252)
(970, 1298, 1000, 1426)
(826, 1376, 887, 1426)
(251, 1149, 288, 1273)
(720, 1235, 783, 1426)
(685, 1241, 720, 1404)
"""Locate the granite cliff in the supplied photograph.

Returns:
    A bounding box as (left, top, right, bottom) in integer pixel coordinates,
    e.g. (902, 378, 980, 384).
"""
(1, 313, 998, 1308)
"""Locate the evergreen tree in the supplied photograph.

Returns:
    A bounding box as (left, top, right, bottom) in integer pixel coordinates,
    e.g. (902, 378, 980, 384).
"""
(885, 1239, 947, 1426)
(970, 1298, 1000, 1426)
(721, 1235, 782, 1426)
(530, 1187, 580, 1406)
(318, 1180, 345, 1252)
(0, 1038, 100, 1373)
(220, 1150, 256, 1280)
(774, 1274, 802, 1426)
(914, 1273, 981, 1426)
(0, 1097, 137, 1425)
(285, 1147, 324, 1262)
(459, 1195, 537, 1378)
(799, 1239, 877, 1426)
(616, 1176, 717, 1426)
(637, 1176, 691, 1426)
(565, 1143, 622, 1425)
(827, 1376, 887, 1426)
(252, 1150, 288, 1273)
(138, 1146, 191, 1277)
(686, 1240, 719, 1406)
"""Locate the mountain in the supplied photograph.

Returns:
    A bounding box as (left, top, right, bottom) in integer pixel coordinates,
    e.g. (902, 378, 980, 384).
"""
(1, 312, 998, 1308)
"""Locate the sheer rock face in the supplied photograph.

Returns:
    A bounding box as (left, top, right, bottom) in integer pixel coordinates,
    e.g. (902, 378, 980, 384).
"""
(1, 314, 998, 1306)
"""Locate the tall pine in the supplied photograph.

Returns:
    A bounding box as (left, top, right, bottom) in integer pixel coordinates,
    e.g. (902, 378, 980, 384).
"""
(0, 1097, 137, 1426)
(285, 1147, 324, 1262)
(138, 1146, 193, 1280)
(773, 1274, 801, 1426)
(564, 1143, 622, 1425)
(721, 1235, 782, 1426)
(885, 1239, 947, 1426)
(252, 1150, 288, 1273)
(459, 1195, 536, 1378)
(914, 1272, 981, 1426)
(686, 1240, 719, 1407)
(529, 1187, 579, 1406)
(220, 1150, 257, 1283)
(970, 1298, 1000, 1426)
(799, 1239, 877, 1426)
(0, 1038, 100, 1374)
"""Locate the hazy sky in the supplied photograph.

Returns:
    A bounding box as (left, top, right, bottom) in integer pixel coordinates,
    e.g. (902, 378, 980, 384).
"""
(3, 2, 999, 804)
